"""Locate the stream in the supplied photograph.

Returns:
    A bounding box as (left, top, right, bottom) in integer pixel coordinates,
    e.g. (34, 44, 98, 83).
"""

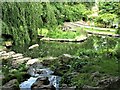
(19, 66, 61, 90)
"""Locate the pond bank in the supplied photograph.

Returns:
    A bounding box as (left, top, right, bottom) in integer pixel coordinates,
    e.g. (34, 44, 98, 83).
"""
(40, 37, 87, 42)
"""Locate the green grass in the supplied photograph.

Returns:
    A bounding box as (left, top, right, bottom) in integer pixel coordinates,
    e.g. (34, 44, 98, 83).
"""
(38, 26, 116, 40)
(74, 26, 116, 35)
(83, 27, 116, 35)
(38, 27, 87, 39)
(38, 28, 49, 36)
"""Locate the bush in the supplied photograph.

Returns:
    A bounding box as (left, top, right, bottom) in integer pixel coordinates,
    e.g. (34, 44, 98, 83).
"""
(95, 13, 117, 28)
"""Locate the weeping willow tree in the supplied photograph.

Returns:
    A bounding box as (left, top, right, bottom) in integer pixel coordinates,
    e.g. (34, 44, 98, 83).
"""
(2, 2, 92, 46)
(42, 2, 57, 29)
(2, 2, 43, 46)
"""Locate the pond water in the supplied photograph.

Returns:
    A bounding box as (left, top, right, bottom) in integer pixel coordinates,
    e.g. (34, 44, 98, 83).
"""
(11, 37, 94, 58)
(11, 36, 117, 58)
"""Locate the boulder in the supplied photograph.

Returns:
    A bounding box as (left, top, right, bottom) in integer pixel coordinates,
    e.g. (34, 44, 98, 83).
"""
(41, 57, 58, 66)
(98, 76, 120, 89)
(58, 54, 81, 64)
(54, 64, 70, 76)
(58, 54, 73, 64)
(82, 76, 120, 90)
(32, 84, 55, 90)
(60, 84, 76, 90)
(26, 59, 39, 65)
(2, 79, 19, 90)
(91, 71, 101, 79)
(32, 77, 49, 86)
(82, 85, 103, 90)
(31, 77, 55, 90)
(27, 62, 43, 76)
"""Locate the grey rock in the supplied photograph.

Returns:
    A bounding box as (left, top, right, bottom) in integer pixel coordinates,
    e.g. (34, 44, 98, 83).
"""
(2, 79, 19, 90)
(32, 84, 55, 90)
(60, 84, 76, 90)
(41, 57, 58, 66)
(82, 85, 103, 90)
(59, 54, 73, 64)
(32, 77, 49, 86)
(99, 76, 120, 89)
(91, 71, 101, 78)
(31, 77, 55, 90)
(26, 58, 39, 65)
(27, 62, 43, 76)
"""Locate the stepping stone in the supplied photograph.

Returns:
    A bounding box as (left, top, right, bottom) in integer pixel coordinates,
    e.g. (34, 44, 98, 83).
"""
(0, 51, 16, 60)
(1, 51, 15, 57)
(26, 58, 39, 65)
(12, 53, 23, 58)
(15, 57, 31, 64)
(13, 56, 24, 60)
(12, 57, 31, 68)
(0, 51, 6, 55)
(1, 53, 10, 57)
(0, 55, 11, 60)
(7, 51, 15, 56)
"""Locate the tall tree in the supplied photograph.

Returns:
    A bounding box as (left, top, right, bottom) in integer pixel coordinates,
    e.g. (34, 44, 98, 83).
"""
(2, 2, 43, 46)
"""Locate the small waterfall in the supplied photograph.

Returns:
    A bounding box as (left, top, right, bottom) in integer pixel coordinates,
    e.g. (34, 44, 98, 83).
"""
(19, 68, 61, 90)
(20, 77, 38, 90)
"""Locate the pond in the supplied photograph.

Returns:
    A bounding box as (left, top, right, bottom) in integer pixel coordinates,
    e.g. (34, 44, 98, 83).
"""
(11, 35, 117, 58)
(11, 37, 94, 58)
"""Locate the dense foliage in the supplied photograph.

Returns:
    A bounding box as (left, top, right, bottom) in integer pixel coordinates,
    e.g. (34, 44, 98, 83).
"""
(97, 2, 119, 30)
(95, 13, 117, 28)
(2, 3, 44, 46)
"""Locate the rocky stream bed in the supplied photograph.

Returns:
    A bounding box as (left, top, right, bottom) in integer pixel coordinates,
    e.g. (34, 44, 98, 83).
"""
(1, 49, 120, 90)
